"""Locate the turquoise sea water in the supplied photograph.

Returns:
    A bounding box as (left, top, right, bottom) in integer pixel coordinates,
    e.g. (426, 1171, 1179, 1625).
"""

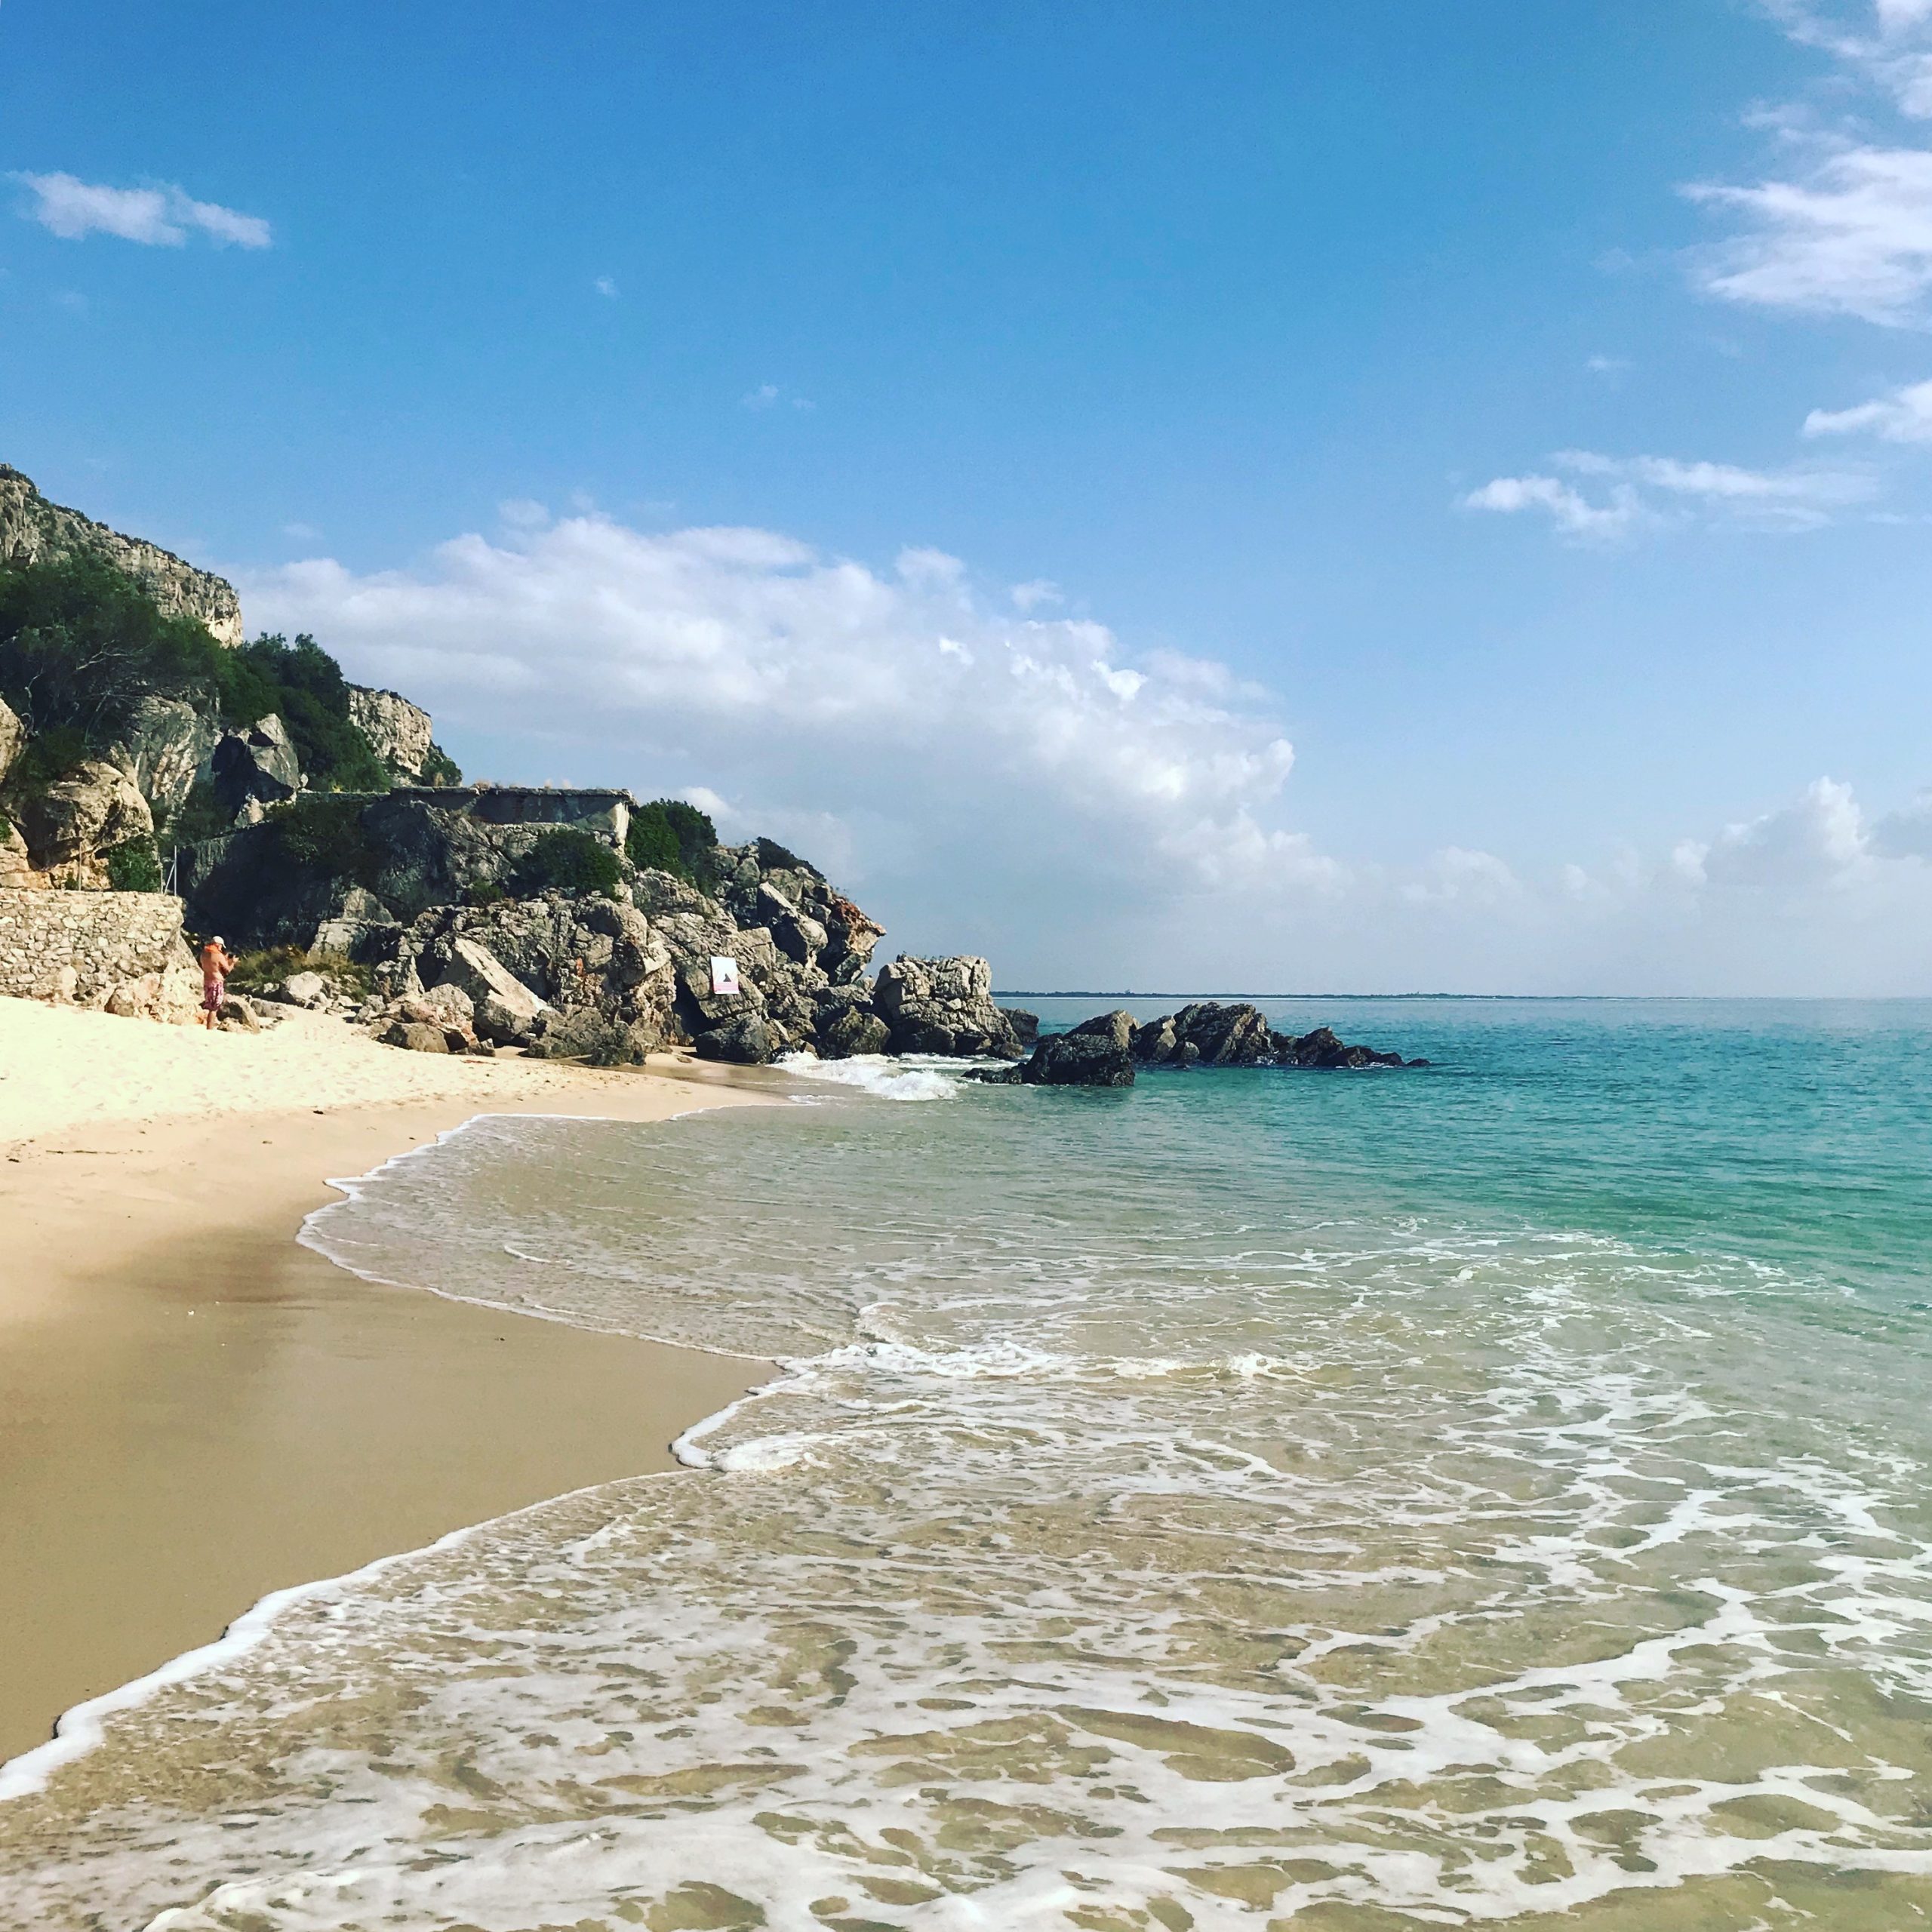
(4, 998, 1931, 1929)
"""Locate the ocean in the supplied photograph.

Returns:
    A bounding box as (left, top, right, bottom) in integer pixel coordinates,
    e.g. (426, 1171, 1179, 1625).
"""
(5, 998, 1931, 1930)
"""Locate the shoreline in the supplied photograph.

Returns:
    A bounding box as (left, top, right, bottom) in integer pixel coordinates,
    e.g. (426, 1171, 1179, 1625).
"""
(0, 999, 783, 1769)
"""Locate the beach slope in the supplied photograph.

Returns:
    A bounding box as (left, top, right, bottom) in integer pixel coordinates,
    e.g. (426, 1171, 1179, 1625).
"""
(0, 998, 774, 1764)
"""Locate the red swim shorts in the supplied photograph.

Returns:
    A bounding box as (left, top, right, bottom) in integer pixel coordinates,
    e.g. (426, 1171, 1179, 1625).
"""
(202, 980, 223, 1012)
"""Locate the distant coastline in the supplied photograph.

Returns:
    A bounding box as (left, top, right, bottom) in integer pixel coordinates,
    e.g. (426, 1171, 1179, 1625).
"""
(995, 990, 1914, 1002)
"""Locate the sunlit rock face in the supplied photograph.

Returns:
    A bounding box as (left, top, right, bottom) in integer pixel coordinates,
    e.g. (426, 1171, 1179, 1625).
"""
(0, 463, 245, 646)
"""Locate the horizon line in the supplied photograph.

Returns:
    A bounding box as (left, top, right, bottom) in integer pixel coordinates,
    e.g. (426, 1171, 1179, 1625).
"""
(992, 991, 1932, 1002)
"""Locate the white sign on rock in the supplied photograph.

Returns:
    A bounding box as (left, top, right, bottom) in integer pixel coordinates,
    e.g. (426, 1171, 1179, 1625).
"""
(709, 955, 740, 998)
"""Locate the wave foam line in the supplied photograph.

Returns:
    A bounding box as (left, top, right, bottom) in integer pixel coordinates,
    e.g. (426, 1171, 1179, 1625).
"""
(775, 1052, 964, 1101)
(0, 1104, 775, 1807)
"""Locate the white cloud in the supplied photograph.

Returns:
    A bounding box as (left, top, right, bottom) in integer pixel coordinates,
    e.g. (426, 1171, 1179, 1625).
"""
(1673, 777, 1873, 891)
(1686, 143, 1932, 323)
(1872, 789, 1932, 854)
(238, 510, 1317, 928)
(1461, 451, 1866, 540)
(1011, 579, 1063, 611)
(234, 504, 1932, 991)
(741, 383, 814, 412)
(594, 275, 618, 299)
(1460, 472, 1644, 541)
(1804, 373, 1932, 437)
(1402, 847, 1523, 906)
(11, 171, 270, 248)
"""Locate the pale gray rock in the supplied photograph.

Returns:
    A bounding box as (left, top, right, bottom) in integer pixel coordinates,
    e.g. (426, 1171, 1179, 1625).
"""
(872, 954, 1023, 1058)
(281, 969, 328, 1008)
(0, 697, 23, 787)
(12, 759, 153, 869)
(347, 687, 435, 782)
(114, 695, 220, 822)
(210, 714, 302, 817)
(435, 935, 551, 1044)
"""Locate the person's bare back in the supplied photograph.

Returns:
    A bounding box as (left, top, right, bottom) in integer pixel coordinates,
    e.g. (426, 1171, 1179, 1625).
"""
(197, 937, 236, 1029)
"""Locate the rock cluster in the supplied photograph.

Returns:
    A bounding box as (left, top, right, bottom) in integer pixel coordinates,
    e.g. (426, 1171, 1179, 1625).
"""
(1131, 1002, 1423, 1069)
(974, 1001, 1426, 1087)
(10, 760, 152, 878)
(872, 954, 1031, 1058)
(343, 842, 915, 1066)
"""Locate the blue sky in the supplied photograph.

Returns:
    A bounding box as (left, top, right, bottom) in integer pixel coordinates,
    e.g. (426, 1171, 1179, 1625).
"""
(6, 1, 1932, 991)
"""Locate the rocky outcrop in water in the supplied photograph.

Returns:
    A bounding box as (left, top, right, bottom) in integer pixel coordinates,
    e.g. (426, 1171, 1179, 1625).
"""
(0, 464, 245, 645)
(873, 954, 1029, 1058)
(972, 1001, 1423, 1088)
(1131, 1001, 1421, 1069)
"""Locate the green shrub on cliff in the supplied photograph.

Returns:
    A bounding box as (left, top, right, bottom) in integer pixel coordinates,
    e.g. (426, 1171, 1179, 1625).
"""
(0, 557, 233, 749)
(512, 828, 621, 897)
(625, 798, 718, 886)
(104, 835, 164, 892)
(0, 561, 394, 795)
(233, 635, 391, 792)
(270, 793, 381, 888)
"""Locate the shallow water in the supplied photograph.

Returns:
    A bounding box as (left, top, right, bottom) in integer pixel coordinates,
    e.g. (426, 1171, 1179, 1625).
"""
(4, 998, 1931, 1930)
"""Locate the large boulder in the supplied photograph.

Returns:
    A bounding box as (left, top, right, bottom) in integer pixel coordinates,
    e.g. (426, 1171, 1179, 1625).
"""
(381, 1019, 451, 1054)
(209, 714, 303, 820)
(872, 955, 1025, 1058)
(525, 1006, 648, 1066)
(435, 935, 552, 1046)
(1283, 1025, 1415, 1069)
(0, 815, 34, 887)
(114, 695, 220, 823)
(1002, 1008, 1040, 1048)
(816, 992, 891, 1059)
(1140, 1002, 1280, 1067)
(693, 1012, 778, 1064)
(346, 687, 435, 783)
(11, 758, 153, 869)
(1013, 1029, 1137, 1088)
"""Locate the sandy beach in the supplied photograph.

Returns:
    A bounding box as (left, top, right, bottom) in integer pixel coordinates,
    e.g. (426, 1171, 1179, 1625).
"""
(0, 997, 777, 1767)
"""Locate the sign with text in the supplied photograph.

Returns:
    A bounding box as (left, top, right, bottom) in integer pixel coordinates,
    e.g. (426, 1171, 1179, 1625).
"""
(709, 955, 740, 998)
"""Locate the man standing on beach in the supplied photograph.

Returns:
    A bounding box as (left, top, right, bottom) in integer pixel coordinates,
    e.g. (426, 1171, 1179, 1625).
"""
(198, 936, 235, 1031)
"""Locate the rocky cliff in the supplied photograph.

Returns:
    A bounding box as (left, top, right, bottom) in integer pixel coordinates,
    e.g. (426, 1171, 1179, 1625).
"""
(0, 466, 244, 646)
(0, 463, 1420, 1075)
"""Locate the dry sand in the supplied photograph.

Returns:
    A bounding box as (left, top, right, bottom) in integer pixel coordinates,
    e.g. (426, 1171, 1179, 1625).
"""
(0, 997, 781, 1765)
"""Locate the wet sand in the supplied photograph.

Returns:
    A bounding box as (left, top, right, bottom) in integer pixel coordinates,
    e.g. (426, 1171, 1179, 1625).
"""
(0, 1066, 778, 1766)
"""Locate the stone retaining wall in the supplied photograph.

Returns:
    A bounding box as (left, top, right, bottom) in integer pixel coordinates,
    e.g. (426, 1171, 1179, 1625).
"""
(0, 888, 201, 1019)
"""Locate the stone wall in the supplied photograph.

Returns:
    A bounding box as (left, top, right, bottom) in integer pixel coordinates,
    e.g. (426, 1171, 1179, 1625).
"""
(0, 888, 201, 1019)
